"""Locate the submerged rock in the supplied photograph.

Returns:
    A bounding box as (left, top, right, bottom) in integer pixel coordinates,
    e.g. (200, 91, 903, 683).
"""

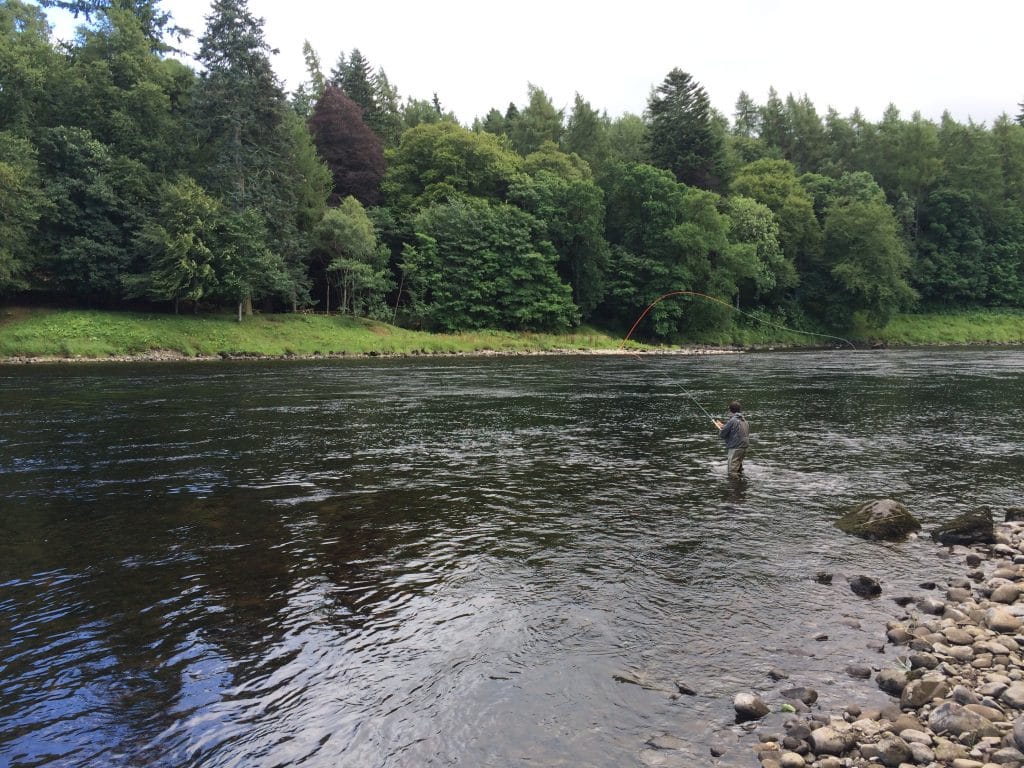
(1006, 507, 1024, 522)
(781, 686, 819, 705)
(849, 574, 882, 597)
(835, 498, 921, 540)
(931, 509, 995, 545)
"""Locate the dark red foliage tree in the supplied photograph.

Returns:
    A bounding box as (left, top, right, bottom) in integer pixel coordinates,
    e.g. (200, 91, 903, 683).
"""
(308, 85, 384, 206)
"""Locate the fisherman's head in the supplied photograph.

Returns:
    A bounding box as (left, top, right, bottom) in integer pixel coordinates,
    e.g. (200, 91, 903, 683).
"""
(729, 400, 742, 413)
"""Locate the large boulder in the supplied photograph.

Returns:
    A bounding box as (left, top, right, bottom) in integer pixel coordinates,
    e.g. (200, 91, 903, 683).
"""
(836, 499, 921, 540)
(930, 509, 995, 545)
(927, 702, 1000, 739)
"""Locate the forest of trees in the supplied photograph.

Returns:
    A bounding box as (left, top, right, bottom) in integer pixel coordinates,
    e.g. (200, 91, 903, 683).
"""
(3, 0, 1024, 338)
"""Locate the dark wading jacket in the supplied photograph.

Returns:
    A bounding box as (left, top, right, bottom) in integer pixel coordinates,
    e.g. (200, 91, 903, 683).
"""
(719, 413, 749, 450)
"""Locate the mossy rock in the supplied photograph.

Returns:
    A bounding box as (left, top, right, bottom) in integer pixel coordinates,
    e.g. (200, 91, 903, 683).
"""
(836, 499, 922, 540)
(931, 509, 995, 546)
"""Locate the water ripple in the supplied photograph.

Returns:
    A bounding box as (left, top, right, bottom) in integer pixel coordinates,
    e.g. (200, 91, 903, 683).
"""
(1, 350, 1023, 766)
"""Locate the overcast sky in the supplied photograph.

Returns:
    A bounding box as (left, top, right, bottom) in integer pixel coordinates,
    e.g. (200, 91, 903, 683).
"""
(44, 0, 1023, 127)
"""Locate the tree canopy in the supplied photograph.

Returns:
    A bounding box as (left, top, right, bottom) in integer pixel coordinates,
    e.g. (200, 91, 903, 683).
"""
(5, 7, 1023, 338)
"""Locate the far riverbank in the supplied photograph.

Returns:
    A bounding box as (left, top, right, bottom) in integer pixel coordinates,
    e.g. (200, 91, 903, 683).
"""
(1, 306, 1023, 363)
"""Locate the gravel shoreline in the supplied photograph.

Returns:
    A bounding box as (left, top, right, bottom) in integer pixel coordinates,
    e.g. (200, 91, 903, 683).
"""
(0, 346, 743, 364)
(738, 519, 1024, 768)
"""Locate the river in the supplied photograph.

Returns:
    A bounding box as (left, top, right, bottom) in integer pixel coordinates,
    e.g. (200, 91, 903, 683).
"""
(1, 349, 1022, 767)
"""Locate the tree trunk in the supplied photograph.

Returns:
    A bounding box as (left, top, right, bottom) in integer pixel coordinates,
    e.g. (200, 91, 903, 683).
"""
(237, 300, 243, 322)
(393, 271, 405, 324)
(173, 295, 180, 315)
(243, 296, 252, 316)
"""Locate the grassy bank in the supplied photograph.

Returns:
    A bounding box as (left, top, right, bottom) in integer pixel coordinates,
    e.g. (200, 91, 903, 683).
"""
(0, 307, 635, 360)
(870, 309, 1024, 345)
(1, 307, 1022, 362)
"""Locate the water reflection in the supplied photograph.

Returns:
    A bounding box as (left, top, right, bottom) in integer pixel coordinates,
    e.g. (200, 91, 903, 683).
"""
(722, 474, 748, 504)
(1, 350, 1023, 767)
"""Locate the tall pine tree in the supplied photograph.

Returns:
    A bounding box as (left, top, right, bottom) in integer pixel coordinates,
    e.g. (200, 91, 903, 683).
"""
(645, 68, 726, 191)
(191, 0, 326, 314)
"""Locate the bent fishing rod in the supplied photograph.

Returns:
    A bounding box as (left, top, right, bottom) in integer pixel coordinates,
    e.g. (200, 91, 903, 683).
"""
(621, 290, 856, 350)
(619, 290, 856, 425)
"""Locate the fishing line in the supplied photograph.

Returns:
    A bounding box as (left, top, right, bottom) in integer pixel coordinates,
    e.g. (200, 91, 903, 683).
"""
(619, 290, 856, 424)
(621, 290, 857, 350)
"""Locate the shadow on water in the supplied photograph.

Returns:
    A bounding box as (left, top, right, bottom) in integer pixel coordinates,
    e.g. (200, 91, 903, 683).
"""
(1, 349, 1023, 767)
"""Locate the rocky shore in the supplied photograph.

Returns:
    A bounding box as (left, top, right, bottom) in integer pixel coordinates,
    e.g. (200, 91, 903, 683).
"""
(737, 516, 1024, 768)
(0, 345, 739, 365)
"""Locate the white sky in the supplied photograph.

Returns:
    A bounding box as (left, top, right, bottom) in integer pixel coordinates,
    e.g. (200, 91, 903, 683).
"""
(43, 0, 1023, 127)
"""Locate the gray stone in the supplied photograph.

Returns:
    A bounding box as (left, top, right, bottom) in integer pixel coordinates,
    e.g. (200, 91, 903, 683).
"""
(934, 737, 970, 762)
(876, 668, 909, 696)
(1015, 714, 1024, 752)
(899, 727, 932, 744)
(909, 651, 939, 669)
(993, 565, 1022, 579)
(646, 734, 688, 750)
(1001, 681, 1024, 708)
(945, 627, 976, 645)
(807, 724, 856, 755)
(952, 684, 982, 705)
(892, 713, 925, 733)
(927, 701, 1000, 739)
(836, 498, 922, 540)
(778, 752, 806, 768)
(909, 741, 936, 763)
(963, 703, 1005, 721)
(992, 583, 1022, 604)
(987, 606, 1024, 634)
(886, 626, 913, 644)
(991, 746, 1024, 764)
(845, 663, 872, 679)
(979, 681, 1009, 698)
(902, 677, 951, 708)
(733, 692, 769, 722)
(948, 587, 974, 602)
(858, 734, 913, 767)
(919, 596, 947, 615)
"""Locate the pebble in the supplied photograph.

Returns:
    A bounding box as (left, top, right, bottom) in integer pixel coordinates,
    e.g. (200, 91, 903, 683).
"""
(743, 521, 1024, 768)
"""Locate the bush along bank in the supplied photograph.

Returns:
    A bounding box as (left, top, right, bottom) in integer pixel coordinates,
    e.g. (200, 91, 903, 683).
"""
(743, 517, 1024, 768)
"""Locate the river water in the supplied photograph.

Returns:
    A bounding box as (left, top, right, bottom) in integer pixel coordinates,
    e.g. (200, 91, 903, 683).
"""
(1, 349, 1022, 767)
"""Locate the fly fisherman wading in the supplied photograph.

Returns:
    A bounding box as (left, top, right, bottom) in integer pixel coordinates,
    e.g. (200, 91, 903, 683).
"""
(713, 400, 749, 477)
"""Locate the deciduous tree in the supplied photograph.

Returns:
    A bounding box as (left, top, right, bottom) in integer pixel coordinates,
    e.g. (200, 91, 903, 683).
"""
(823, 195, 915, 326)
(308, 85, 384, 206)
(0, 132, 47, 293)
(310, 197, 391, 316)
(509, 144, 609, 318)
(403, 196, 578, 331)
(382, 121, 521, 215)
